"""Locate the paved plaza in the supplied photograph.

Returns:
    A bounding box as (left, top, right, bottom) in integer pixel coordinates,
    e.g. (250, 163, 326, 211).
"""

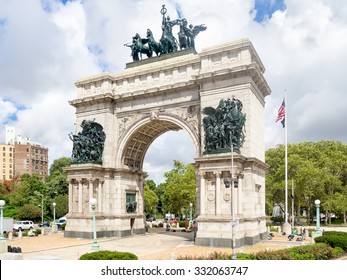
(5, 226, 322, 260)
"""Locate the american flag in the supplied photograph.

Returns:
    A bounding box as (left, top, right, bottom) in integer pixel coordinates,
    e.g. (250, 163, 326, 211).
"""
(276, 99, 285, 127)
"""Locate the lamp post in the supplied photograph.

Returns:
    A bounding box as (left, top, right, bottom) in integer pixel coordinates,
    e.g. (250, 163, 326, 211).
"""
(189, 202, 193, 228)
(189, 202, 193, 221)
(0, 200, 5, 241)
(223, 140, 237, 260)
(36, 192, 44, 224)
(52, 202, 56, 225)
(314, 199, 322, 238)
(52, 202, 57, 233)
(89, 198, 100, 251)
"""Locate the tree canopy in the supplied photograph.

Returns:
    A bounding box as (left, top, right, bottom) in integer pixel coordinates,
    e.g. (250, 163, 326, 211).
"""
(266, 141, 347, 224)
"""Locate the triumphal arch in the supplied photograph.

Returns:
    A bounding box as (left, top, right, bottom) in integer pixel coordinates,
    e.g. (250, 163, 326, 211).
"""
(64, 5, 271, 247)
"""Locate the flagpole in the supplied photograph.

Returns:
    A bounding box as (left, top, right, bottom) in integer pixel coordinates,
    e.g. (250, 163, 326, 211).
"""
(284, 89, 288, 225)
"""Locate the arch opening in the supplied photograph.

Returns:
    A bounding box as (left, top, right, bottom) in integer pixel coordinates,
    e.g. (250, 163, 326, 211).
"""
(123, 120, 181, 171)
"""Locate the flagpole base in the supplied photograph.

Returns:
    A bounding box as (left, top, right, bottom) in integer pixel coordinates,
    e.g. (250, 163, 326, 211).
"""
(282, 222, 291, 236)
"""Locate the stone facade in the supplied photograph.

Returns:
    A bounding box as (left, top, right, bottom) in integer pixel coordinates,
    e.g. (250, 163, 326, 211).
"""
(65, 38, 271, 246)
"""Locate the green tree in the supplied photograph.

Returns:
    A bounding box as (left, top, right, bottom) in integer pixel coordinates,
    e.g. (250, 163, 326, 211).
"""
(46, 157, 71, 196)
(51, 194, 68, 218)
(144, 179, 156, 191)
(144, 185, 158, 217)
(266, 141, 347, 224)
(17, 204, 41, 221)
(160, 160, 196, 218)
(49, 157, 71, 175)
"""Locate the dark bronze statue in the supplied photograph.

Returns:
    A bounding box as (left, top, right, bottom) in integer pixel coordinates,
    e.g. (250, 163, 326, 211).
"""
(178, 18, 206, 50)
(126, 195, 137, 213)
(124, 33, 152, 61)
(125, 5, 206, 61)
(203, 97, 246, 154)
(69, 120, 106, 164)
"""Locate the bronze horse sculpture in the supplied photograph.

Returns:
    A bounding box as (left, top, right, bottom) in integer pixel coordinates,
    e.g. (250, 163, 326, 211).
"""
(124, 33, 152, 61)
(146, 29, 162, 56)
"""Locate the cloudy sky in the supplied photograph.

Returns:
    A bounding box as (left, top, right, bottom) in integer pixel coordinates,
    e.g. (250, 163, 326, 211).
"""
(1, 0, 346, 184)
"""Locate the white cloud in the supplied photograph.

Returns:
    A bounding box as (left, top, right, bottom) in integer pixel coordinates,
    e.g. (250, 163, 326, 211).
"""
(0, 0, 346, 184)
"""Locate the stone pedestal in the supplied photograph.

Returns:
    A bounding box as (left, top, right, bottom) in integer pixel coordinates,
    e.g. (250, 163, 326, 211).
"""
(282, 222, 291, 235)
(194, 156, 267, 247)
(0, 253, 23, 260)
(51, 224, 58, 233)
(64, 165, 146, 238)
(0, 239, 8, 253)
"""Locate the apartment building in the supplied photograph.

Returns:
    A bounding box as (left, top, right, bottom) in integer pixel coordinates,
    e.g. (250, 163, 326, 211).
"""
(14, 143, 49, 179)
(0, 126, 49, 182)
(0, 144, 15, 180)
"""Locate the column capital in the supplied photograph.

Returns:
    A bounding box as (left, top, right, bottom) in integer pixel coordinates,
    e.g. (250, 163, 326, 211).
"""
(213, 171, 223, 178)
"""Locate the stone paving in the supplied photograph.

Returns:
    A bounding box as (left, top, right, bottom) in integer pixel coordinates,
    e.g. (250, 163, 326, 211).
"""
(6, 228, 313, 260)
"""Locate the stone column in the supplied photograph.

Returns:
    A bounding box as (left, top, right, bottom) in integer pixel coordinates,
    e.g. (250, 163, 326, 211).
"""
(88, 179, 94, 213)
(237, 178, 242, 214)
(68, 180, 73, 213)
(97, 180, 103, 213)
(139, 173, 144, 215)
(103, 175, 110, 214)
(199, 172, 206, 215)
(215, 172, 222, 215)
(114, 175, 121, 214)
(78, 179, 83, 213)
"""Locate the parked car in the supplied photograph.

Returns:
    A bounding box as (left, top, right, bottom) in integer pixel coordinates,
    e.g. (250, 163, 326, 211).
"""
(39, 221, 50, 227)
(146, 217, 156, 222)
(55, 217, 67, 229)
(13, 220, 34, 231)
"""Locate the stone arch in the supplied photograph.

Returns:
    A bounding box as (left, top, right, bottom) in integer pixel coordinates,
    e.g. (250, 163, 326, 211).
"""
(65, 39, 271, 246)
(116, 113, 200, 171)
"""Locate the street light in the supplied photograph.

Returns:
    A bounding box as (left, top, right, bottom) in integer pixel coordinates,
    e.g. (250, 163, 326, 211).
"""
(89, 197, 100, 251)
(52, 202, 56, 224)
(314, 199, 322, 238)
(36, 192, 44, 224)
(0, 200, 5, 240)
(224, 140, 237, 260)
(52, 202, 58, 233)
(189, 202, 193, 221)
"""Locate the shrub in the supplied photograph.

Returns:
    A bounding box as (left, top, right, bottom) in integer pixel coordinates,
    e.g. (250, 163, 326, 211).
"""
(177, 251, 231, 260)
(271, 216, 284, 224)
(314, 236, 325, 243)
(79, 250, 138, 260)
(319, 231, 347, 251)
(179, 221, 186, 228)
(177, 244, 342, 260)
(34, 229, 41, 235)
(332, 247, 344, 258)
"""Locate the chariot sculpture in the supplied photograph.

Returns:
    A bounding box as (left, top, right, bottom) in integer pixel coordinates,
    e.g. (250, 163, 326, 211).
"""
(125, 4, 206, 61)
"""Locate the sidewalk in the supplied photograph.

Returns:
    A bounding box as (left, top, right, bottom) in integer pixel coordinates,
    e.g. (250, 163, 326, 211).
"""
(6, 229, 311, 260)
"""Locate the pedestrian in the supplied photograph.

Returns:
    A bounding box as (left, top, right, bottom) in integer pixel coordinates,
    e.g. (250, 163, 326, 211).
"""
(302, 226, 306, 239)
